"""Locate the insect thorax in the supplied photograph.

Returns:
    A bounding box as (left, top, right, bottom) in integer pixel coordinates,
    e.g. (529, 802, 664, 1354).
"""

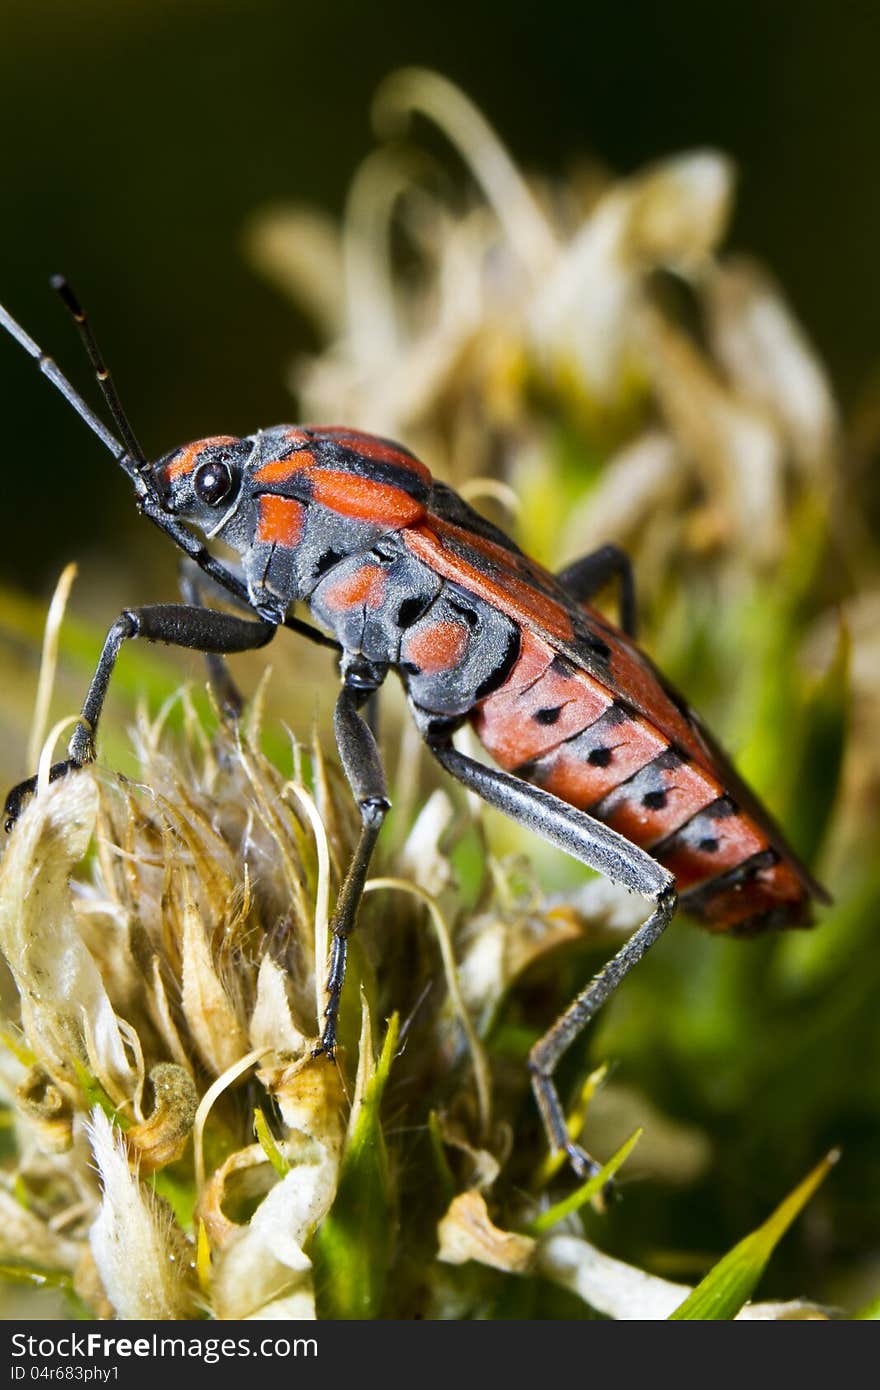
(302, 523, 520, 717)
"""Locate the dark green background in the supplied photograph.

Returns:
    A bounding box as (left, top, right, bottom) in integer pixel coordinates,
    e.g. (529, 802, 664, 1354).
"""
(1, 0, 878, 589)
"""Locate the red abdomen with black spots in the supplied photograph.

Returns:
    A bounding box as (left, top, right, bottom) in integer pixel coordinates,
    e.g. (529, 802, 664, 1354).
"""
(471, 626, 818, 935)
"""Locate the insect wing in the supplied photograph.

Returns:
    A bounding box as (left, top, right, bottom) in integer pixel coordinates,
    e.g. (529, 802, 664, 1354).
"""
(404, 505, 704, 756)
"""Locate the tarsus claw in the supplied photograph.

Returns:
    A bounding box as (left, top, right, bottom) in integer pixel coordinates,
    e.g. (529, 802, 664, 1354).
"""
(4, 759, 81, 832)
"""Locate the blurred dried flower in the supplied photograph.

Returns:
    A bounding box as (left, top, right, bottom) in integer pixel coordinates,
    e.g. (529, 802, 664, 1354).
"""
(247, 66, 839, 577)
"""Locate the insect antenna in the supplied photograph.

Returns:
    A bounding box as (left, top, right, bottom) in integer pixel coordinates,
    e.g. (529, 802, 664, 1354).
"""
(50, 275, 160, 503)
(0, 297, 124, 462)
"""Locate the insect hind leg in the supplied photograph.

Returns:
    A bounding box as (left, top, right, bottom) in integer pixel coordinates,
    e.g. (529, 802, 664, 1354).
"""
(557, 543, 638, 638)
(426, 736, 676, 1180)
(529, 881, 675, 1179)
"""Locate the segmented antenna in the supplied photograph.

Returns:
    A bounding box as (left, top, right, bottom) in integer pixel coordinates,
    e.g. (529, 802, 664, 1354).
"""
(50, 276, 159, 501)
(0, 300, 123, 460)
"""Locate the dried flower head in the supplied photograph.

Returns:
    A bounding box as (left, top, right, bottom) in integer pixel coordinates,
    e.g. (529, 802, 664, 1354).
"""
(0, 554, 838, 1321)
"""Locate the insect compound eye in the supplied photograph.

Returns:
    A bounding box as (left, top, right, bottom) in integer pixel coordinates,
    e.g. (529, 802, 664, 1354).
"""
(193, 458, 234, 506)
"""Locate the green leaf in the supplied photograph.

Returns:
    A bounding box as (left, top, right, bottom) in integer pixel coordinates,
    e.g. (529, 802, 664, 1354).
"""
(0, 1262, 92, 1318)
(151, 1163, 198, 1234)
(0, 1262, 73, 1291)
(313, 1013, 399, 1319)
(71, 1060, 130, 1130)
(253, 1107, 290, 1177)
(427, 1111, 456, 1206)
(527, 1129, 642, 1235)
(0, 1026, 36, 1068)
(669, 1150, 838, 1319)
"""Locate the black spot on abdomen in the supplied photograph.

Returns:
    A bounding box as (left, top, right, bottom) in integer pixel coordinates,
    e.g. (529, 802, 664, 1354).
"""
(534, 705, 564, 726)
(642, 788, 668, 811)
(587, 745, 613, 767)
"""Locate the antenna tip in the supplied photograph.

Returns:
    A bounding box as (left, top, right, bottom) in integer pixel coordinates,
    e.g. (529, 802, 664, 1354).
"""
(50, 275, 83, 320)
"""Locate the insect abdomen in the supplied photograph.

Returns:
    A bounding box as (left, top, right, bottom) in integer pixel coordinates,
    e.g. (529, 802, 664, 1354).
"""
(471, 629, 811, 934)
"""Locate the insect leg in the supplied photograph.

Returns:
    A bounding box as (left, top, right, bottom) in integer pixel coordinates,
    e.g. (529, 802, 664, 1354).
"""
(427, 736, 675, 1179)
(556, 543, 638, 638)
(316, 677, 390, 1057)
(362, 691, 382, 740)
(5, 604, 276, 828)
(135, 492, 341, 653)
(178, 569, 248, 721)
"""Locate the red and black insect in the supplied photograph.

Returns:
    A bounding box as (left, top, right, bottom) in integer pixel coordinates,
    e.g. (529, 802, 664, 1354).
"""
(0, 281, 828, 1180)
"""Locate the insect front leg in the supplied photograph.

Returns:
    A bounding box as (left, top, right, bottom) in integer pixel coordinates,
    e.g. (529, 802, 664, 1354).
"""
(5, 604, 276, 829)
(556, 543, 638, 638)
(426, 736, 676, 1180)
(316, 668, 391, 1058)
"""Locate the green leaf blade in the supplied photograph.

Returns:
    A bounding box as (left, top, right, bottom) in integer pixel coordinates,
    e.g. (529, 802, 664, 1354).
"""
(312, 1014, 399, 1319)
(669, 1150, 838, 1320)
(527, 1129, 642, 1236)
